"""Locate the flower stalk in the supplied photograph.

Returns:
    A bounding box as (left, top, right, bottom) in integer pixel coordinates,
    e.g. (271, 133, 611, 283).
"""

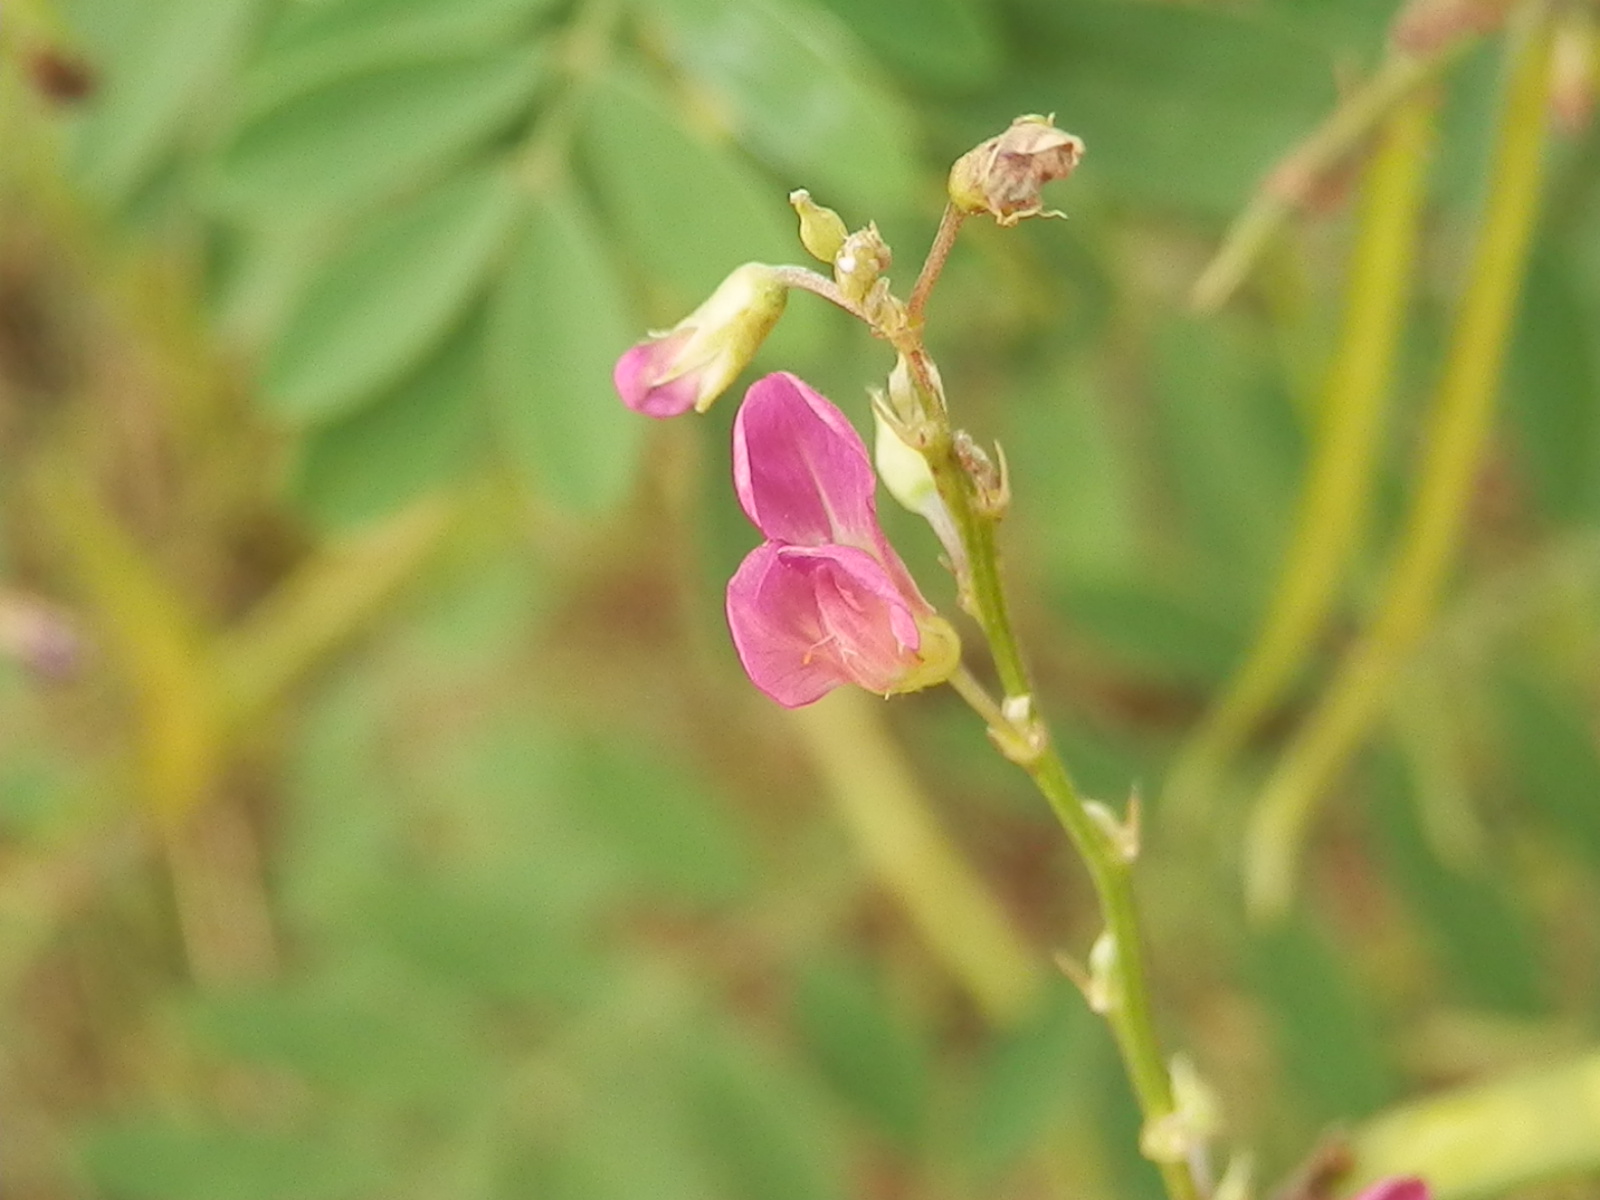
(611, 113, 1199, 1200)
(893, 132, 1200, 1200)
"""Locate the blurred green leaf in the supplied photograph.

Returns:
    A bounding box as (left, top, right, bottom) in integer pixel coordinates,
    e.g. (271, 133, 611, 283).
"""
(187, 967, 489, 1102)
(965, 984, 1091, 1175)
(642, 0, 921, 216)
(795, 954, 931, 1149)
(263, 168, 521, 422)
(1350, 1046, 1600, 1200)
(80, 1120, 378, 1200)
(1006, 364, 1139, 588)
(1003, 0, 1336, 215)
(1507, 248, 1600, 525)
(244, 0, 555, 109)
(1369, 748, 1546, 1015)
(1498, 673, 1600, 873)
(581, 71, 795, 309)
(807, 0, 1001, 90)
(568, 737, 754, 907)
(291, 314, 485, 530)
(212, 49, 544, 217)
(1060, 575, 1250, 689)
(1150, 316, 1304, 585)
(70, 0, 265, 204)
(1251, 915, 1397, 1125)
(487, 187, 641, 513)
(689, 1025, 848, 1200)
(366, 875, 600, 1006)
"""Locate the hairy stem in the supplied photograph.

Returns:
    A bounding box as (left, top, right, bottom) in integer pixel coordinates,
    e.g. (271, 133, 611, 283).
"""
(908, 205, 967, 326)
(770, 264, 874, 323)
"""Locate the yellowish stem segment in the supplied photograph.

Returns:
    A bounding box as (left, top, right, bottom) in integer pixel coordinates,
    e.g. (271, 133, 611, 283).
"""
(1245, 16, 1556, 921)
(1348, 1045, 1600, 1200)
(1191, 39, 1471, 312)
(788, 689, 1040, 1026)
(1165, 93, 1438, 831)
(217, 498, 455, 729)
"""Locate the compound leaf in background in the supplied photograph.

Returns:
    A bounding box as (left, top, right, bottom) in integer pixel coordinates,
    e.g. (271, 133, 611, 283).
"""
(581, 71, 794, 311)
(212, 48, 545, 218)
(488, 188, 640, 514)
(808, 0, 1001, 91)
(243, 0, 556, 109)
(291, 315, 485, 530)
(263, 168, 521, 423)
(70, 0, 265, 204)
(643, 0, 921, 216)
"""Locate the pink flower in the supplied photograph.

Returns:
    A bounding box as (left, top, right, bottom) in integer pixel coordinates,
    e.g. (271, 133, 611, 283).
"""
(725, 373, 959, 707)
(613, 264, 788, 418)
(1351, 1180, 1429, 1200)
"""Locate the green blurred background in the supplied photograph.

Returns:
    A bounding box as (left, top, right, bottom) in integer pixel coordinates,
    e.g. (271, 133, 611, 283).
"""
(3, 0, 1600, 1197)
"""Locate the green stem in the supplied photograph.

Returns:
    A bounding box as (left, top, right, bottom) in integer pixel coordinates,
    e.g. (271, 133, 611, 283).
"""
(927, 445, 1031, 699)
(770, 265, 873, 323)
(1244, 12, 1556, 921)
(931, 438, 1198, 1200)
(1164, 90, 1439, 831)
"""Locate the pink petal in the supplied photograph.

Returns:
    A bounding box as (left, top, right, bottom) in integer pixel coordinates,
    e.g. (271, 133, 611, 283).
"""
(726, 542, 921, 708)
(614, 332, 701, 418)
(732, 373, 881, 548)
(1351, 1180, 1429, 1200)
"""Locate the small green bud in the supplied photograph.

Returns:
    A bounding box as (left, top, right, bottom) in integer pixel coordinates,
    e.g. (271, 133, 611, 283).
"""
(874, 407, 939, 514)
(834, 224, 892, 304)
(789, 189, 848, 263)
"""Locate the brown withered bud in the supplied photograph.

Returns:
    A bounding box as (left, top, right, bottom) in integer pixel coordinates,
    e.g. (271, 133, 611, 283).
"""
(26, 49, 97, 103)
(948, 114, 1084, 226)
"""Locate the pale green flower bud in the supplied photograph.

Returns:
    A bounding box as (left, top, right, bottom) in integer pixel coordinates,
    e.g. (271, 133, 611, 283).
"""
(874, 406, 965, 575)
(614, 264, 788, 416)
(834, 224, 892, 304)
(788, 189, 848, 263)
